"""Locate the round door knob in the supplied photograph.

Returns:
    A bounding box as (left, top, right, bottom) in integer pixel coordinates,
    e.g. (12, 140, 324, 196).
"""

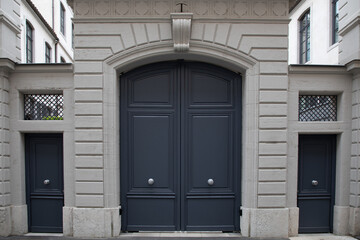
(312, 180, 318, 186)
(148, 178, 154, 185)
(43, 179, 50, 185)
(207, 179, 214, 186)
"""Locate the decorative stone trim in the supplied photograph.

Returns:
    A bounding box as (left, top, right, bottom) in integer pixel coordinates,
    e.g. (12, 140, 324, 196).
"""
(72, 0, 288, 20)
(171, 13, 192, 51)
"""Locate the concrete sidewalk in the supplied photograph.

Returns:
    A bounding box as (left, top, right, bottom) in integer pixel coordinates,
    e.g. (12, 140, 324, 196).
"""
(0, 233, 358, 240)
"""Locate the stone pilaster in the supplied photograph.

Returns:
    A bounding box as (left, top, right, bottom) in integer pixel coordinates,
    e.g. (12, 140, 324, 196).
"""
(0, 59, 14, 237)
(347, 60, 360, 236)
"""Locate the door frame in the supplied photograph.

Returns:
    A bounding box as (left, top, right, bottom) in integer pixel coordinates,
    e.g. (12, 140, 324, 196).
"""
(119, 61, 242, 231)
(297, 134, 336, 233)
(25, 133, 64, 233)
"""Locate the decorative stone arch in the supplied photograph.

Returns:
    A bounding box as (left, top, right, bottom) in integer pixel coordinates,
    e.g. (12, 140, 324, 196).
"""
(101, 41, 261, 231)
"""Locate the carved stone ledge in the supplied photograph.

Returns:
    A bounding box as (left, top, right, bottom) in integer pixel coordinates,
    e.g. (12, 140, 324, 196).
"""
(171, 13, 192, 52)
(73, 0, 288, 20)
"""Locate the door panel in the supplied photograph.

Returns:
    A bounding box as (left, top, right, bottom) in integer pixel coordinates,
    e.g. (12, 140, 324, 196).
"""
(187, 114, 233, 191)
(127, 197, 176, 231)
(121, 61, 241, 231)
(186, 197, 235, 231)
(26, 134, 63, 233)
(131, 114, 174, 191)
(298, 135, 336, 233)
(298, 198, 331, 232)
(189, 72, 233, 106)
(128, 67, 176, 108)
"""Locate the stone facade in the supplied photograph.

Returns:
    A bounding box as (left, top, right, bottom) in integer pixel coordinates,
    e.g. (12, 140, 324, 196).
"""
(69, 0, 290, 237)
(0, 0, 359, 238)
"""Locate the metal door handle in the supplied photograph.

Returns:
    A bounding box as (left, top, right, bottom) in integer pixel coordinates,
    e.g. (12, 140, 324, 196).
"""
(148, 178, 154, 185)
(44, 179, 50, 185)
(312, 180, 318, 186)
(207, 179, 214, 186)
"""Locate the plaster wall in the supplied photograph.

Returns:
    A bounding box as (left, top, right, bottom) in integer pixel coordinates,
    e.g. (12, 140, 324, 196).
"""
(31, 0, 74, 63)
(338, 0, 360, 65)
(0, 0, 21, 62)
(20, 0, 57, 63)
(288, 0, 339, 65)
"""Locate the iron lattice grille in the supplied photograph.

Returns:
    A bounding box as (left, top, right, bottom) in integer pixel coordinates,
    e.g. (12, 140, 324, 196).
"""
(24, 94, 64, 120)
(299, 95, 337, 121)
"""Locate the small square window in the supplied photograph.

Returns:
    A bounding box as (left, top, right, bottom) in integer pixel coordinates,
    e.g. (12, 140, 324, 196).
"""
(24, 94, 64, 120)
(299, 95, 337, 121)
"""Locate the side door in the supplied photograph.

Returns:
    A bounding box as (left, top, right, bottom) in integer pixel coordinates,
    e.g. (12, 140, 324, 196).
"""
(26, 134, 64, 233)
(298, 135, 336, 233)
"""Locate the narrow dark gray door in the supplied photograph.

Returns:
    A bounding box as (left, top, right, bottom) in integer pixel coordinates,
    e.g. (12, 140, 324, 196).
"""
(298, 135, 336, 233)
(26, 134, 64, 233)
(120, 61, 241, 231)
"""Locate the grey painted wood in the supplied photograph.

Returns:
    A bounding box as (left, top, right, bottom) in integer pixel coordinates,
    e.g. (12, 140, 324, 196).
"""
(120, 61, 241, 231)
(298, 135, 336, 233)
(25, 134, 64, 233)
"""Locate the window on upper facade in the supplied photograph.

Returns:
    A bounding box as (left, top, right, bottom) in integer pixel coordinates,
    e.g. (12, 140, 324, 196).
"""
(45, 42, 51, 63)
(332, 0, 339, 44)
(299, 11, 310, 64)
(26, 21, 34, 63)
(60, 3, 65, 35)
(60, 57, 66, 63)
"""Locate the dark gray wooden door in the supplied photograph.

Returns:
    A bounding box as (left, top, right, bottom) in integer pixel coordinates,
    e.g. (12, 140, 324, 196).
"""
(298, 135, 336, 233)
(120, 61, 241, 231)
(26, 134, 64, 233)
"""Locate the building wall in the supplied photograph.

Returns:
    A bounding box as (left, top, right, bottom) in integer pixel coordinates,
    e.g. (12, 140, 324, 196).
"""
(288, 65, 353, 235)
(30, 0, 74, 63)
(338, 0, 360, 236)
(339, 0, 360, 65)
(67, 0, 291, 238)
(8, 63, 74, 235)
(289, 0, 339, 65)
(0, 0, 20, 235)
(0, 0, 21, 62)
(20, 0, 57, 63)
(19, 0, 74, 64)
(1, 0, 360, 238)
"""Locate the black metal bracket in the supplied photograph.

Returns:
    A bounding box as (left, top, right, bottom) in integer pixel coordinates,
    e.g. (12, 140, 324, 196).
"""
(176, 2, 187, 12)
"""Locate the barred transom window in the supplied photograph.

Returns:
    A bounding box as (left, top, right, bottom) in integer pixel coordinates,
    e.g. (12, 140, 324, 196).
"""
(24, 94, 64, 120)
(299, 95, 337, 121)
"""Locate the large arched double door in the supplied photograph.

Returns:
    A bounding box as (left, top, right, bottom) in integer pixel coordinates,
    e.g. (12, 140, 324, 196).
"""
(120, 61, 242, 231)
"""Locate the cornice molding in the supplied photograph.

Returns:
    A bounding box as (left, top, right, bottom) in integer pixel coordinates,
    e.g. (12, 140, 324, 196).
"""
(72, 0, 288, 20)
(14, 63, 74, 74)
(0, 58, 16, 78)
(339, 14, 360, 37)
(289, 64, 349, 75)
(0, 11, 21, 34)
(346, 60, 360, 75)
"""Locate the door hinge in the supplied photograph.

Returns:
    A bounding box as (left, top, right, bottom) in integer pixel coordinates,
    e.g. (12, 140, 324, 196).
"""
(239, 209, 242, 216)
(119, 206, 122, 215)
